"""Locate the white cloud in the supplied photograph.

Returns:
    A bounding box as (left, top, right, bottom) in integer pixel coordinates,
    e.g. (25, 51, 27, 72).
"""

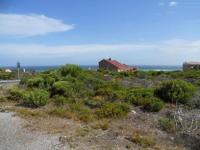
(0, 13, 74, 36)
(169, 1, 178, 7)
(1, 39, 200, 66)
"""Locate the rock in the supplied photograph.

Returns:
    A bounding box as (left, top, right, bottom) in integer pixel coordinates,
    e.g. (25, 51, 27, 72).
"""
(131, 110, 136, 114)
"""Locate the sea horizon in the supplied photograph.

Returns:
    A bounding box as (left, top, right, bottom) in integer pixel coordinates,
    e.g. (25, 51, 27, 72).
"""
(0, 65, 182, 72)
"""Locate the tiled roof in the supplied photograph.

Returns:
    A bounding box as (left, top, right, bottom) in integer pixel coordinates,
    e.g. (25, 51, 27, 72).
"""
(105, 59, 132, 70)
(184, 62, 200, 65)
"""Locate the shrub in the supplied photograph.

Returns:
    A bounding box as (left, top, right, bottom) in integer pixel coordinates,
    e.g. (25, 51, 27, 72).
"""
(113, 90, 127, 100)
(23, 89, 50, 107)
(84, 77, 105, 91)
(52, 81, 71, 95)
(142, 97, 165, 112)
(60, 64, 82, 77)
(43, 76, 55, 89)
(84, 98, 103, 108)
(155, 80, 196, 104)
(0, 72, 14, 80)
(69, 103, 94, 122)
(27, 77, 44, 88)
(159, 117, 175, 133)
(96, 102, 131, 118)
(95, 87, 115, 99)
(53, 96, 71, 106)
(8, 87, 24, 101)
(126, 88, 154, 105)
(130, 133, 156, 148)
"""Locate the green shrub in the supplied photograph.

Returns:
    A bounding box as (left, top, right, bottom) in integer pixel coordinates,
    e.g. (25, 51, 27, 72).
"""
(8, 87, 24, 101)
(0, 72, 14, 80)
(159, 117, 175, 133)
(126, 88, 154, 105)
(23, 89, 50, 107)
(113, 90, 127, 100)
(155, 79, 196, 104)
(84, 98, 103, 108)
(52, 81, 71, 95)
(95, 87, 115, 99)
(60, 64, 82, 77)
(142, 97, 164, 112)
(27, 77, 44, 88)
(43, 76, 55, 89)
(84, 77, 105, 90)
(96, 102, 131, 118)
(53, 96, 71, 106)
(69, 103, 94, 122)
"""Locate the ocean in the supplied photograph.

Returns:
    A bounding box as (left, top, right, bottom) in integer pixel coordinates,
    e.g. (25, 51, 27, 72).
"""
(6, 65, 181, 72)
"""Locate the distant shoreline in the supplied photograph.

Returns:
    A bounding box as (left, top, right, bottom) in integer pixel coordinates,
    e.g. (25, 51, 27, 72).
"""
(0, 65, 182, 72)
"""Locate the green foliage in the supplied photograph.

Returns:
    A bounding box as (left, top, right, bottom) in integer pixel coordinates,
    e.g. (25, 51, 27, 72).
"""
(159, 117, 175, 133)
(169, 70, 200, 79)
(96, 102, 131, 118)
(69, 103, 94, 122)
(42, 75, 55, 89)
(155, 79, 196, 104)
(84, 98, 104, 108)
(8, 87, 24, 101)
(126, 88, 153, 105)
(13, 65, 200, 122)
(95, 87, 114, 99)
(53, 96, 71, 106)
(52, 81, 71, 95)
(60, 64, 82, 77)
(27, 77, 44, 88)
(84, 77, 105, 91)
(142, 97, 165, 112)
(0, 71, 15, 80)
(126, 88, 164, 112)
(23, 89, 50, 107)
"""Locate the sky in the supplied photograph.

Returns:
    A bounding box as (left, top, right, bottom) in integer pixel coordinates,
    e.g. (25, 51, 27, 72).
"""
(0, 0, 200, 66)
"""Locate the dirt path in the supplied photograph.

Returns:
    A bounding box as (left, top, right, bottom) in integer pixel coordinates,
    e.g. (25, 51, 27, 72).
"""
(0, 112, 69, 150)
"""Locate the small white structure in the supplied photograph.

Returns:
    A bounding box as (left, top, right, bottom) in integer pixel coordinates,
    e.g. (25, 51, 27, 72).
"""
(5, 69, 12, 73)
(183, 62, 200, 71)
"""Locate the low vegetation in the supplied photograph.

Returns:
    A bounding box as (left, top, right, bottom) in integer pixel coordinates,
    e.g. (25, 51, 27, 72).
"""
(126, 88, 165, 112)
(155, 79, 196, 105)
(5, 65, 200, 125)
(130, 132, 156, 148)
(159, 117, 176, 133)
(1, 66, 200, 149)
(0, 70, 15, 80)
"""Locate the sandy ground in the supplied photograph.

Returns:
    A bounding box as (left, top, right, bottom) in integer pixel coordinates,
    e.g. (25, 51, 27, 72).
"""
(0, 112, 69, 150)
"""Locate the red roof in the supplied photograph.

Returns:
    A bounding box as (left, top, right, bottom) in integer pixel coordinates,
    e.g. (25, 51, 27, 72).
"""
(105, 59, 132, 70)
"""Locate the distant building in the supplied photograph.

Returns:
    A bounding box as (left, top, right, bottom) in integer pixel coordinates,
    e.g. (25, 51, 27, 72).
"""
(99, 58, 136, 72)
(183, 62, 200, 71)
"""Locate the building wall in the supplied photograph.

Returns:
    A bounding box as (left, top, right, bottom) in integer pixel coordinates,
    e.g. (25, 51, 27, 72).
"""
(183, 64, 200, 71)
(99, 60, 118, 72)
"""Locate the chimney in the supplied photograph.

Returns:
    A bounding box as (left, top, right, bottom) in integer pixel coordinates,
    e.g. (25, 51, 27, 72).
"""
(108, 58, 111, 61)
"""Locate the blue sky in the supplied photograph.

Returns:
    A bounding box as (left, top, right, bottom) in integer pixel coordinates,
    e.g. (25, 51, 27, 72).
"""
(0, 0, 200, 66)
